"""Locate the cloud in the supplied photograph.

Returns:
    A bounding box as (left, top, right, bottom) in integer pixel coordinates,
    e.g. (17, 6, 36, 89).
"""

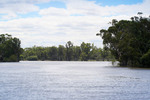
(0, 0, 52, 19)
(0, 0, 149, 48)
(39, 7, 69, 16)
(63, 0, 149, 16)
(0, 15, 105, 47)
(0, 4, 39, 19)
(0, 15, 131, 48)
(0, 0, 51, 4)
(39, 0, 149, 18)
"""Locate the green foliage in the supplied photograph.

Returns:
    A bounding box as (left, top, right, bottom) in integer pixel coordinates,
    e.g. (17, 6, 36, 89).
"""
(80, 52, 87, 61)
(72, 46, 81, 61)
(141, 49, 150, 67)
(98, 14, 150, 67)
(48, 46, 58, 61)
(58, 45, 65, 61)
(4, 55, 18, 62)
(22, 41, 114, 61)
(66, 41, 73, 61)
(80, 42, 92, 61)
(0, 34, 22, 62)
(27, 56, 38, 61)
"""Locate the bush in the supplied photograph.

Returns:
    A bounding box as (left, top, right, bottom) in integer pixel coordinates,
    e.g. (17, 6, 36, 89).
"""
(3, 55, 18, 62)
(141, 50, 150, 67)
(27, 56, 38, 61)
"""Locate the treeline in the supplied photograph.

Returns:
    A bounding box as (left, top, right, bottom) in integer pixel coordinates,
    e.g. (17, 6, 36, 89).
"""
(97, 13, 150, 67)
(21, 41, 114, 61)
(0, 34, 23, 62)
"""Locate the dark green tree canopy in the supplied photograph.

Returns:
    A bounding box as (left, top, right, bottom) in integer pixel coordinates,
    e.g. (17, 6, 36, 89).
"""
(22, 41, 114, 61)
(0, 34, 22, 62)
(97, 15, 150, 67)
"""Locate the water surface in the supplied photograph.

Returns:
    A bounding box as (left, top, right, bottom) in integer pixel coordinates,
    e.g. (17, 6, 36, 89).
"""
(0, 61, 150, 100)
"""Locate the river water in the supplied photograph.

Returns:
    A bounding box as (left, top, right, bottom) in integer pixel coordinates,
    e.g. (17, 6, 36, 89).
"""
(0, 61, 150, 100)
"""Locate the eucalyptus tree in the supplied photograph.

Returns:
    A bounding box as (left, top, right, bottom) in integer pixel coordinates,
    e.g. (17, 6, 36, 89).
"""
(0, 34, 22, 62)
(72, 46, 81, 61)
(65, 41, 73, 61)
(97, 14, 150, 67)
(58, 45, 66, 61)
(80, 42, 92, 61)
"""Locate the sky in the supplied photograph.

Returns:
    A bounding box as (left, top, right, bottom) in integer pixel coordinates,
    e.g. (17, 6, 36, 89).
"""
(0, 0, 149, 48)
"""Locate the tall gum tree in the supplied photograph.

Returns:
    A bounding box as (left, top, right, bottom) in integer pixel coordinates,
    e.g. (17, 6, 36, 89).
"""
(97, 14, 150, 67)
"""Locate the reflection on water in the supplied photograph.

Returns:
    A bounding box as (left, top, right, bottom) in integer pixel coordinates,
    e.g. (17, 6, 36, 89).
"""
(0, 61, 150, 100)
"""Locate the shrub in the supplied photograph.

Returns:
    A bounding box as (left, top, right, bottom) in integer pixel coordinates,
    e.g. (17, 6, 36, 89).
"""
(27, 56, 38, 61)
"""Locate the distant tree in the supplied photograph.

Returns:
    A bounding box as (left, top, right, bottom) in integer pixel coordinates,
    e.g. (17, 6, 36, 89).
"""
(89, 44, 100, 60)
(80, 42, 92, 61)
(72, 46, 81, 61)
(58, 45, 65, 61)
(22, 41, 113, 62)
(66, 41, 73, 61)
(47, 46, 58, 61)
(35, 46, 47, 60)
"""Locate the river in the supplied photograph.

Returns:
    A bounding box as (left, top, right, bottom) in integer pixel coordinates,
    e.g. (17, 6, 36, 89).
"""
(0, 61, 150, 100)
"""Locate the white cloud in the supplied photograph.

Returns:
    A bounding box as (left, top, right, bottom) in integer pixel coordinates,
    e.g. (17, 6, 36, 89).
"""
(63, 0, 150, 16)
(0, 0, 52, 19)
(0, 0, 50, 4)
(0, 3, 39, 19)
(39, 7, 69, 16)
(39, 0, 149, 18)
(0, 15, 104, 47)
(0, 15, 132, 48)
(0, 0, 149, 48)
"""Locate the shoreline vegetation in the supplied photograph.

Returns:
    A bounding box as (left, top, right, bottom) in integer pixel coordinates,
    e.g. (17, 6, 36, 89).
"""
(21, 41, 114, 61)
(0, 34, 23, 62)
(0, 13, 150, 68)
(0, 34, 114, 62)
(97, 13, 150, 68)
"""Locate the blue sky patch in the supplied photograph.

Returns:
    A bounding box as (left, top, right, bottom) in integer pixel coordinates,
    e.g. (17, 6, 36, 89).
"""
(88, 0, 143, 6)
(0, 14, 7, 21)
(18, 11, 41, 19)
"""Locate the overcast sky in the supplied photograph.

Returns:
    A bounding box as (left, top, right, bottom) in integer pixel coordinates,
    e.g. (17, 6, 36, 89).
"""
(0, 0, 149, 48)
